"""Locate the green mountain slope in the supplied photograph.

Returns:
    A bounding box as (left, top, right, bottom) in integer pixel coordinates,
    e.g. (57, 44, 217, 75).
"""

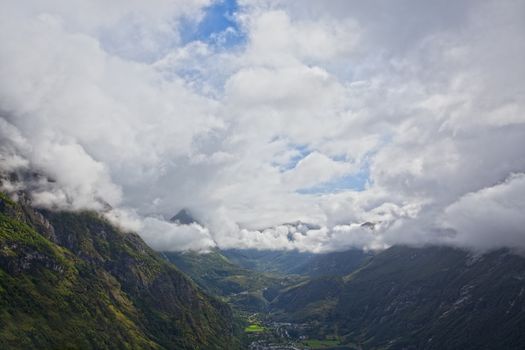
(163, 249, 305, 312)
(0, 192, 239, 350)
(271, 245, 525, 349)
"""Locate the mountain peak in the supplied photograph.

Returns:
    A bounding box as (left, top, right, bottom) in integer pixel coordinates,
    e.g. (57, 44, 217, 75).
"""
(170, 209, 200, 225)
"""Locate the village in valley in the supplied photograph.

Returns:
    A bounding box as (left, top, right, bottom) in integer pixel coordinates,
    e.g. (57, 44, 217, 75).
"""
(244, 313, 359, 350)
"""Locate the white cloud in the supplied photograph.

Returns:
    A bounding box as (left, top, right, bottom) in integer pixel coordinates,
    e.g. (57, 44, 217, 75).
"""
(282, 152, 355, 190)
(140, 217, 216, 252)
(440, 174, 525, 251)
(241, 9, 360, 66)
(1, 0, 524, 252)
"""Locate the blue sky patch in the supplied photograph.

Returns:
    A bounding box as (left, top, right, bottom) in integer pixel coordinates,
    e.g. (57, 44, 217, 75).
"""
(279, 144, 312, 172)
(180, 0, 244, 47)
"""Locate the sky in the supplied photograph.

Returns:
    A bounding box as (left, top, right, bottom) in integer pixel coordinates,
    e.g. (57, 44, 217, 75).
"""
(0, 0, 524, 253)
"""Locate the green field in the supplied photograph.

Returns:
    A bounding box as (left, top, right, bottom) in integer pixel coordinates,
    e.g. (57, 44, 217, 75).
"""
(301, 339, 342, 348)
(244, 324, 265, 333)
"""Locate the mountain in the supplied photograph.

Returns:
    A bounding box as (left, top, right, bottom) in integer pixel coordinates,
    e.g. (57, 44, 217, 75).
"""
(221, 248, 372, 278)
(163, 247, 371, 314)
(5, 186, 524, 349)
(170, 209, 200, 225)
(271, 245, 525, 349)
(163, 249, 305, 312)
(0, 191, 239, 350)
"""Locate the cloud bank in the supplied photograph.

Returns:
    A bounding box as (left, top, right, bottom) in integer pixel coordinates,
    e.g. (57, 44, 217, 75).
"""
(1, 0, 524, 252)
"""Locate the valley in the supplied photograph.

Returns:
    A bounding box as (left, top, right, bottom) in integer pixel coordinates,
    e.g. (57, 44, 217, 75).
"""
(167, 243, 525, 350)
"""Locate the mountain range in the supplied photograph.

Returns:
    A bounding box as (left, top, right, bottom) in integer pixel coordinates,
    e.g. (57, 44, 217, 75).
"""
(2, 190, 525, 349)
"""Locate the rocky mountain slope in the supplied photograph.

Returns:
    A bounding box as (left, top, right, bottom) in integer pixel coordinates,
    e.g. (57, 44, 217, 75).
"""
(0, 191, 239, 350)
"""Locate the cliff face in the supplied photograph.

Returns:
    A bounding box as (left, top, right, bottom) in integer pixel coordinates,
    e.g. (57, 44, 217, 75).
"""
(0, 192, 238, 350)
